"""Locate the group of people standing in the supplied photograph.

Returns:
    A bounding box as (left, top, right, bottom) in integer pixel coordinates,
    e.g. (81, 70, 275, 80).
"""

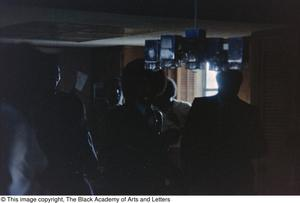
(0, 44, 98, 195)
(98, 58, 266, 195)
(0, 44, 266, 195)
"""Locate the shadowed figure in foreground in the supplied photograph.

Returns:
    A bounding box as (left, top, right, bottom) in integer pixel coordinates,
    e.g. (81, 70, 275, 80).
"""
(0, 44, 99, 195)
(99, 59, 168, 194)
(0, 44, 50, 194)
(182, 69, 266, 194)
(34, 65, 98, 195)
(153, 78, 191, 194)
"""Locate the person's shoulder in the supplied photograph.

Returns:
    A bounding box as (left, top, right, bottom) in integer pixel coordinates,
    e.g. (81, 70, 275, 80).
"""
(0, 101, 25, 124)
(0, 101, 17, 116)
(192, 95, 218, 106)
(237, 98, 259, 113)
(172, 99, 191, 116)
(0, 101, 32, 138)
(173, 99, 191, 109)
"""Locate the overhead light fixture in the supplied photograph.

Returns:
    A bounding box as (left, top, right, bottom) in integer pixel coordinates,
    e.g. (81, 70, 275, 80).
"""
(144, 33, 248, 71)
(144, 0, 248, 71)
(145, 40, 160, 70)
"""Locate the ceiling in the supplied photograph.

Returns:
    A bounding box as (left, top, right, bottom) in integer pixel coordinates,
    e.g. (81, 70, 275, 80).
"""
(0, 0, 294, 47)
(2, 0, 300, 24)
(0, 21, 150, 42)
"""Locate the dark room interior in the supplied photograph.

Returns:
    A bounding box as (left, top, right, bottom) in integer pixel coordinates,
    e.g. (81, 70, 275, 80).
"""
(0, 0, 300, 196)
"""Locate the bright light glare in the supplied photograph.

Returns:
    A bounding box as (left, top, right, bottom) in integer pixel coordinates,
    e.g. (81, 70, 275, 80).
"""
(205, 62, 218, 89)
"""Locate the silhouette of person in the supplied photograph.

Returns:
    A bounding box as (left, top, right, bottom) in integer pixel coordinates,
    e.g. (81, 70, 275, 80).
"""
(0, 44, 98, 195)
(37, 92, 99, 194)
(99, 59, 167, 194)
(93, 77, 124, 153)
(181, 69, 266, 194)
(154, 78, 191, 147)
(0, 44, 49, 194)
(35, 63, 98, 194)
(153, 78, 191, 194)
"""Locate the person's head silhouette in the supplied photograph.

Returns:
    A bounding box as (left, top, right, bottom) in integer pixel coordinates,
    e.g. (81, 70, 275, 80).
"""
(121, 59, 147, 104)
(0, 44, 59, 102)
(153, 78, 176, 110)
(216, 69, 243, 100)
(121, 58, 166, 105)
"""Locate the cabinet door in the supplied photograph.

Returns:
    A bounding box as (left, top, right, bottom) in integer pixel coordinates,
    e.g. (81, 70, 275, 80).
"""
(250, 28, 300, 194)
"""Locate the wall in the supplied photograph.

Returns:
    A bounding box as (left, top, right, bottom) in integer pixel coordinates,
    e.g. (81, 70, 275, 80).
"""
(122, 46, 144, 66)
(239, 66, 251, 103)
(250, 28, 300, 194)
